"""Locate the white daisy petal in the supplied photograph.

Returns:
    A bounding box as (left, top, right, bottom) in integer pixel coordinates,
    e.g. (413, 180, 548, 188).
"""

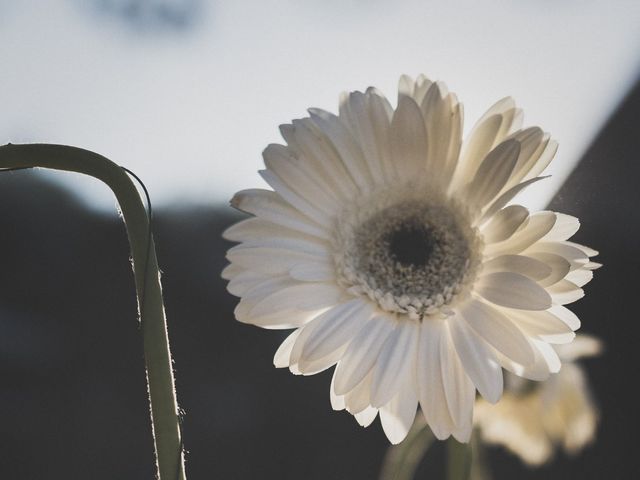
(390, 96, 429, 184)
(380, 381, 419, 444)
(289, 262, 336, 282)
(220, 262, 243, 281)
(224, 75, 597, 445)
(308, 108, 374, 191)
(484, 211, 556, 257)
(281, 118, 356, 201)
(344, 371, 375, 414)
(506, 309, 576, 344)
(565, 269, 594, 287)
(481, 254, 551, 281)
(354, 406, 379, 428)
(548, 280, 585, 305)
(371, 320, 419, 408)
(264, 144, 342, 215)
(418, 319, 455, 440)
(548, 305, 581, 330)
(329, 370, 346, 410)
(481, 176, 550, 223)
(274, 329, 301, 368)
(231, 189, 329, 238)
(477, 272, 552, 310)
(260, 169, 332, 227)
(334, 315, 396, 395)
(542, 213, 580, 242)
(249, 283, 344, 318)
(298, 299, 373, 363)
(227, 245, 328, 276)
(464, 139, 520, 210)
(527, 252, 571, 287)
(440, 322, 475, 438)
(480, 205, 529, 243)
(449, 315, 503, 403)
(460, 299, 535, 365)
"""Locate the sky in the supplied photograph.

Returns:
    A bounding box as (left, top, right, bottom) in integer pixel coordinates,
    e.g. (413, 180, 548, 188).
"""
(1, 0, 639, 211)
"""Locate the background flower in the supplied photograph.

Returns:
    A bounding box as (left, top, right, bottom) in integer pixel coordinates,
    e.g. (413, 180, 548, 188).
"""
(474, 335, 602, 465)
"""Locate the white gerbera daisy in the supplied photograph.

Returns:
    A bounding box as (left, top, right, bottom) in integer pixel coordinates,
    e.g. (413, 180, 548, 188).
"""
(222, 74, 599, 444)
(474, 334, 602, 465)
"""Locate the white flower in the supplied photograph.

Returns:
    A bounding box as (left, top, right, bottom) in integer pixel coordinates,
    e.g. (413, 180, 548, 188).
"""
(474, 335, 602, 465)
(222, 74, 599, 444)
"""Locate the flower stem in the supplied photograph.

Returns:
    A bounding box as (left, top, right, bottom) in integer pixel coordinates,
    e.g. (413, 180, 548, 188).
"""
(0, 143, 186, 480)
(446, 437, 471, 480)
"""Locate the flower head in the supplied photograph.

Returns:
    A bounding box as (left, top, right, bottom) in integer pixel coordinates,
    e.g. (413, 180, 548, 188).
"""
(222, 74, 599, 444)
(474, 335, 602, 465)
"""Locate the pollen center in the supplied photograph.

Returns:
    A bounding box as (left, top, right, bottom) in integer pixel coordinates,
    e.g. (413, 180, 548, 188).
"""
(387, 222, 435, 267)
(334, 192, 482, 319)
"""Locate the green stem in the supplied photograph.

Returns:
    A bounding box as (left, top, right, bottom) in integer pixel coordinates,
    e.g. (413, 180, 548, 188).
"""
(447, 437, 471, 480)
(0, 143, 185, 480)
(379, 422, 435, 480)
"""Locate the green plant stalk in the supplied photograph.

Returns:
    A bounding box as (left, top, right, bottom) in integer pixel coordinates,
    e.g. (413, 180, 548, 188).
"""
(0, 143, 185, 480)
(447, 437, 471, 480)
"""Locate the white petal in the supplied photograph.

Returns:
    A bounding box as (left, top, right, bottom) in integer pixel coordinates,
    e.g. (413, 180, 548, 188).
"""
(334, 315, 396, 395)
(464, 139, 520, 210)
(281, 118, 356, 201)
(260, 169, 332, 227)
(308, 108, 373, 192)
(339, 91, 387, 187)
(230, 189, 328, 238)
(390, 96, 429, 184)
(542, 213, 580, 242)
(565, 269, 593, 287)
(380, 381, 419, 444)
(448, 316, 503, 403)
(476, 272, 552, 310)
(548, 305, 581, 330)
(548, 280, 584, 305)
(460, 299, 535, 365)
(224, 218, 330, 251)
(344, 371, 374, 414)
(226, 244, 327, 277)
(417, 319, 455, 440)
(274, 329, 301, 368)
(480, 205, 529, 243)
(297, 343, 347, 376)
(530, 338, 561, 373)
(227, 269, 268, 297)
(329, 369, 346, 410)
(249, 282, 343, 318)
(481, 254, 551, 281)
(526, 242, 589, 269)
(484, 211, 556, 257)
(492, 338, 553, 381)
(371, 320, 419, 408)
(527, 252, 571, 287)
(221, 262, 243, 281)
(298, 299, 373, 363)
(481, 176, 550, 223)
(289, 262, 336, 282)
(506, 308, 576, 344)
(354, 406, 378, 427)
(564, 241, 598, 258)
(440, 322, 475, 438)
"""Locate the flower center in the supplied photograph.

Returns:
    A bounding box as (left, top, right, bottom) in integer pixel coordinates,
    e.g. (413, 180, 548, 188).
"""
(334, 190, 482, 319)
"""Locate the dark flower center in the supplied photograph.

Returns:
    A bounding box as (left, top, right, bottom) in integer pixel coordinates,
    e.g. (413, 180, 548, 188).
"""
(387, 223, 435, 267)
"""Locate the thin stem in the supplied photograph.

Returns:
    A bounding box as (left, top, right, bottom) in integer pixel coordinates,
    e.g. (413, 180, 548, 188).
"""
(446, 437, 471, 480)
(0, 143, 185, 480)
(379, 420, 435, 480)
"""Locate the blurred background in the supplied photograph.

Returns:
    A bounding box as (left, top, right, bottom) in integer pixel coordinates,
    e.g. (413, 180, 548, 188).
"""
(1, 1, 639, 478)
